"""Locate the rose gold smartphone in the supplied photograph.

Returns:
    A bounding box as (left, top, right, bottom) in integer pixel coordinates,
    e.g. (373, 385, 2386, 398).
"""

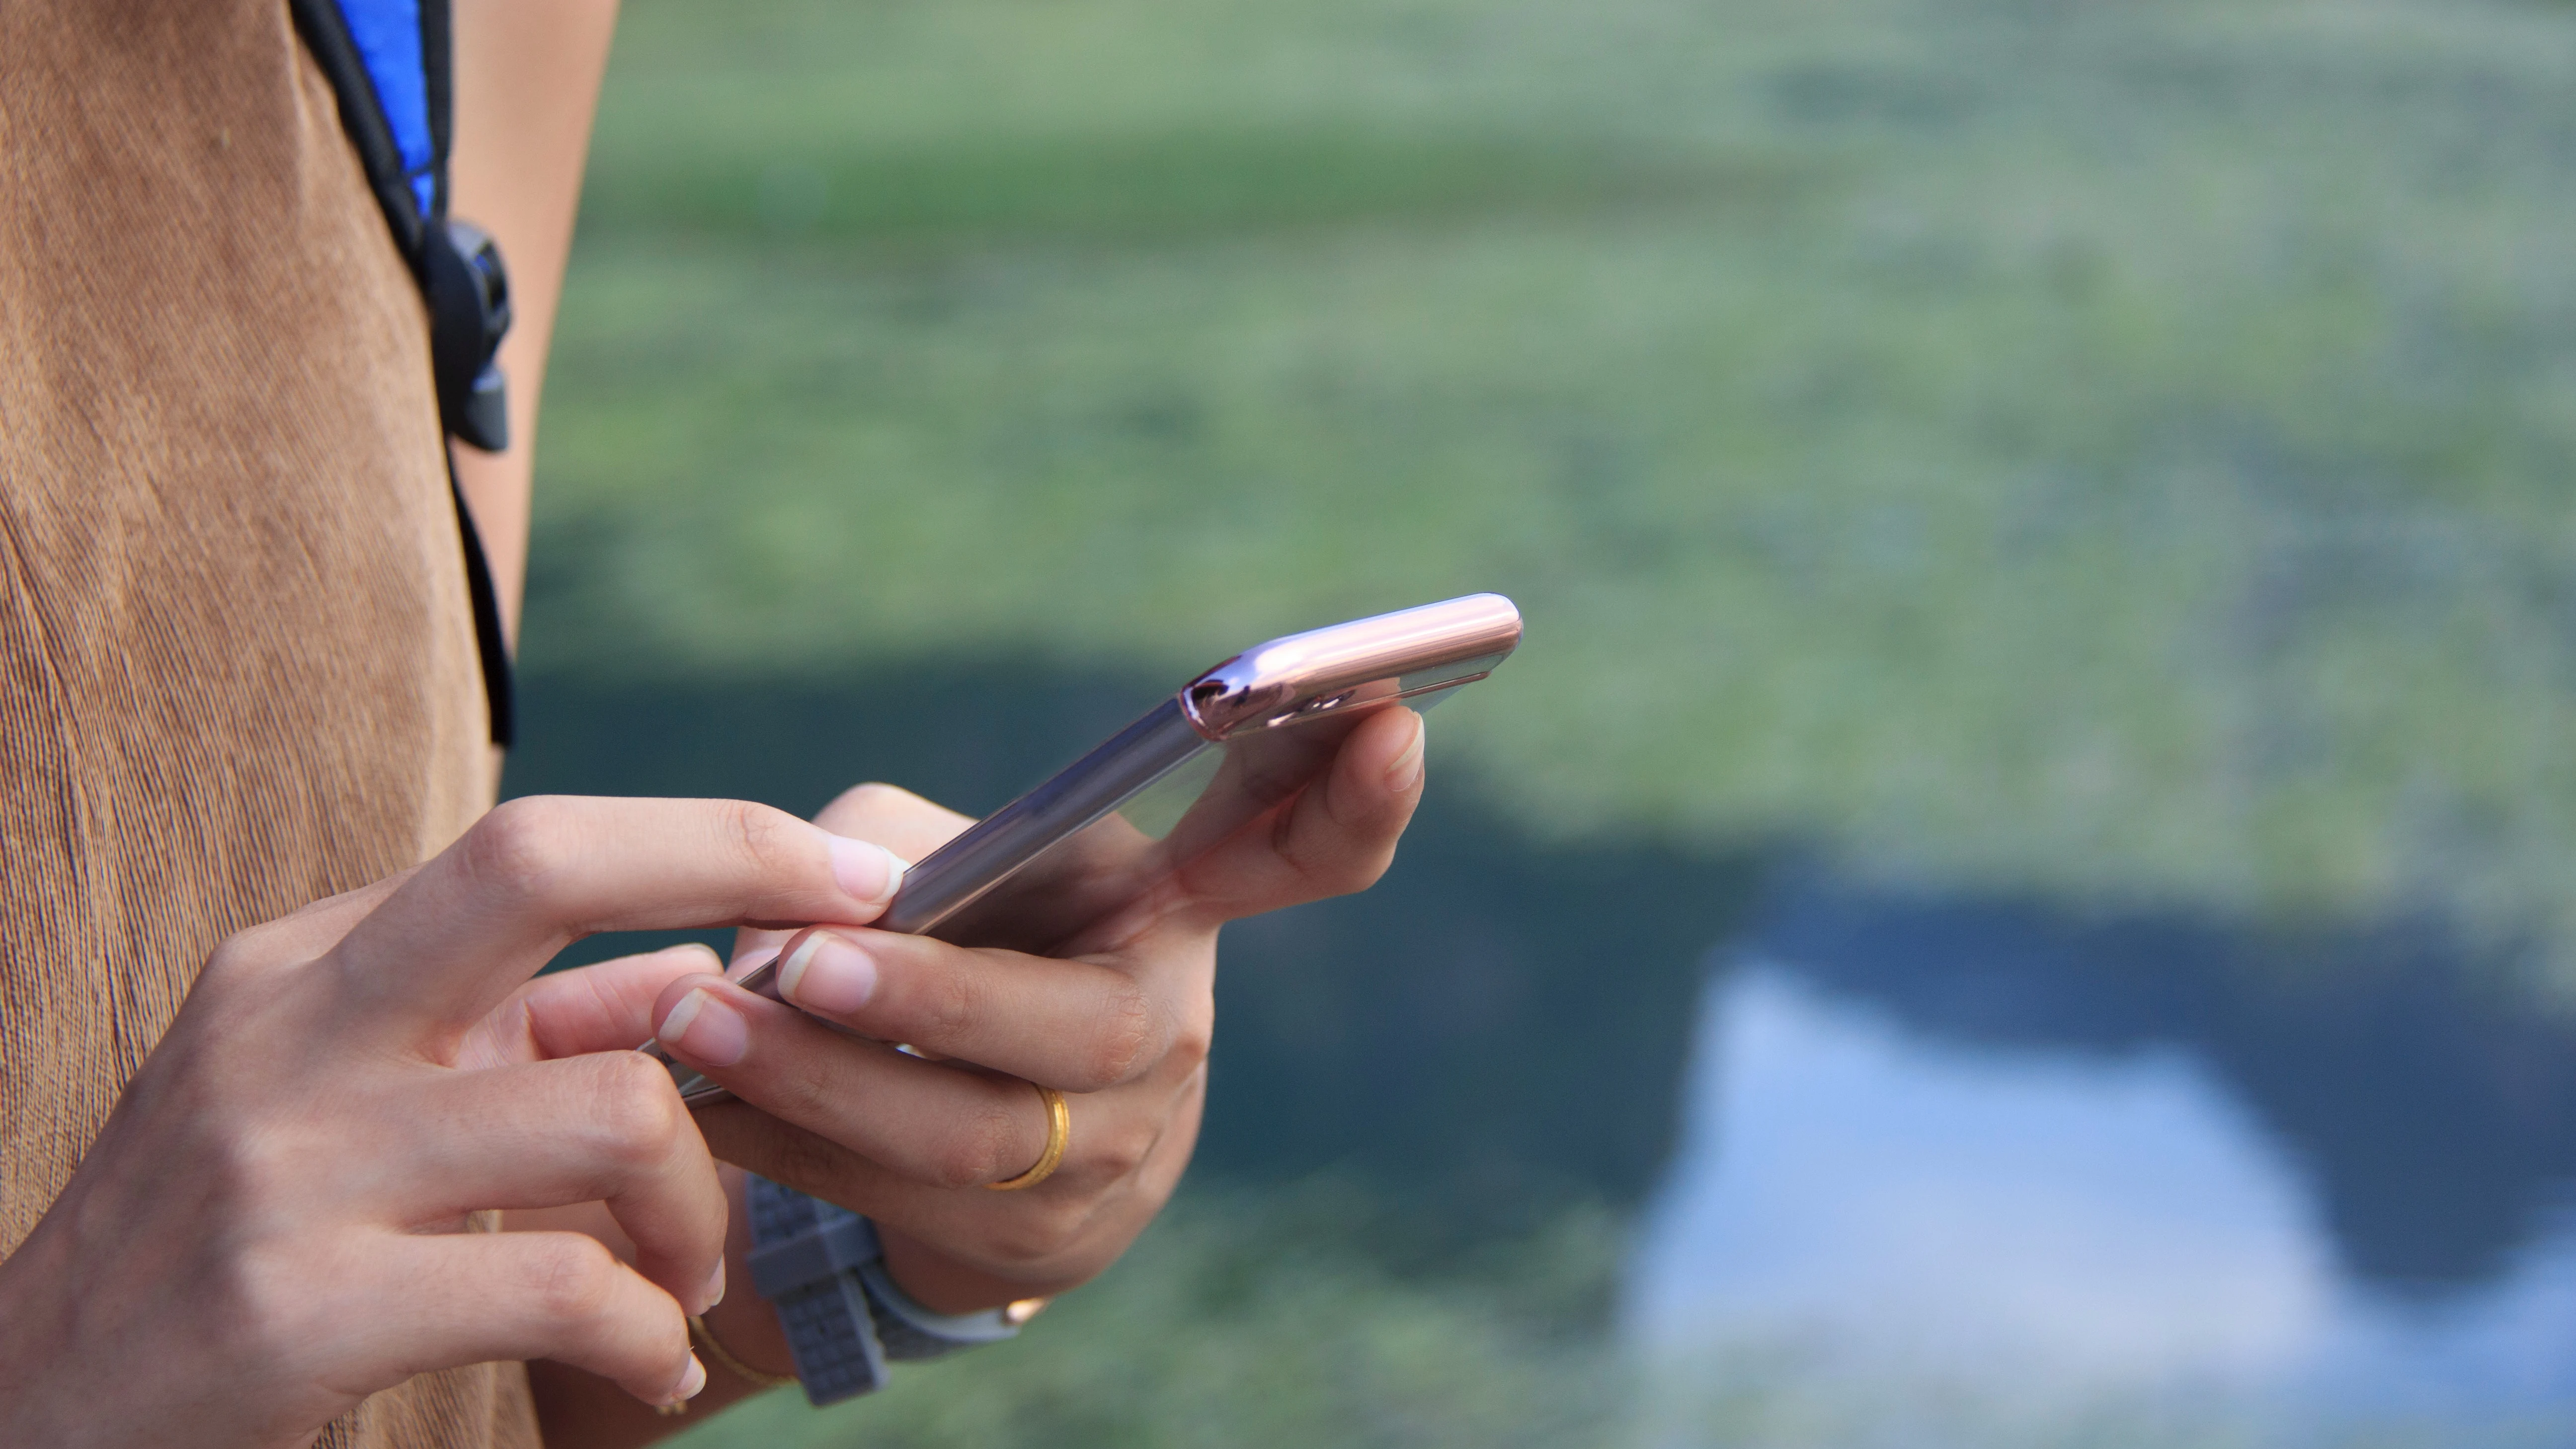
(652, 592, 1522, 1105)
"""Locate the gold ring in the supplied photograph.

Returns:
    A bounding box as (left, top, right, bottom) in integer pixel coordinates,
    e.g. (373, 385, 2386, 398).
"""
(984, 1083, 1068, 1191)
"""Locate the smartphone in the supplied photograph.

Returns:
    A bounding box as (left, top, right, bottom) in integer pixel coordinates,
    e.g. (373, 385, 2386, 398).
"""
(651, 592, 1523, 1104)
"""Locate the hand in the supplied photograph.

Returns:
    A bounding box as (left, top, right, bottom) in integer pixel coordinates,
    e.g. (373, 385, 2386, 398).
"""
(648, 706, 1428, 1310)
(0, 797, 909, 1449)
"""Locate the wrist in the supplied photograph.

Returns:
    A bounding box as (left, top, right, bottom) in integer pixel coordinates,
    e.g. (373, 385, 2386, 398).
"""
(740, 1176, 1030, 1405)
(876, 1223, 1053, 1316)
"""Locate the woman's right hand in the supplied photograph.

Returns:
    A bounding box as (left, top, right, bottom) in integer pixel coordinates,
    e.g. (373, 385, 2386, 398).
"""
(0, 796, 909, 1449)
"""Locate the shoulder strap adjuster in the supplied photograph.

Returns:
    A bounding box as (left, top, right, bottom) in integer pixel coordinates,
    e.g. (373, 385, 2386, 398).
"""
(423, 218, 512, 452)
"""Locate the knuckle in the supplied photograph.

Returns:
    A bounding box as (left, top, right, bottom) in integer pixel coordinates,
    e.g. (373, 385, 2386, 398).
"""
(587, 1055, 687, 1169)
(822, 781, 965, 836)
(775, 1043, 837, 1115)
(760, 1125, 854, 1200)
(1273, 809, 1388, 900)
(719, 800, 802, 876)
(913, 964, 982, 1046)
(1311, 849, 1387, 900)
(929, 1097, 1026, 1190)
(1076, 984, 1160, 1090)
(200, 933, 265, 985)
(1085, 1121, 1157, 1182)
(527, 1235, 624, 1326)
(226, 1240, 325, 1361)
(195, 928, 312, 1004)
(209, 1120, 294, 1199)
(825, 782, 910, 823)
(230, 1259, 294, 1342)
(1165, 1012, 1212, 1077)
(1322, 861, 1387, 899)
(460, 797, 580, 902)
(753, 1038, 842, 1128)
(188, 1112, 310, 1228)
(1270, 809, 1334, 890)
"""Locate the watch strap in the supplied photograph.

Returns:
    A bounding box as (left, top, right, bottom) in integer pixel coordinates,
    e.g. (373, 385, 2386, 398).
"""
(745, 1175, 1022, 1405)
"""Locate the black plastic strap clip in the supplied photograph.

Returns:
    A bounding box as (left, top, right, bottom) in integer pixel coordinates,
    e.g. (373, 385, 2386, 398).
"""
(422, 219, 512, 453)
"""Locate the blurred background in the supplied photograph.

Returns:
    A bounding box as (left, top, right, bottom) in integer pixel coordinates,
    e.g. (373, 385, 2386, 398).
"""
(503, 0, 2576, 1443)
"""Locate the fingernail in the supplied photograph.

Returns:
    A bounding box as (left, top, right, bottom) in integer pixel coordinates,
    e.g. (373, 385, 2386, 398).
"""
(1384, 715, 1427, 793)
(671, 1354, 707, 1403)
(701, 1259, 727, 1313)
(656, 987, 748, 1068)
(777, 931, 879, 1016)
(826, 834, 909, 908)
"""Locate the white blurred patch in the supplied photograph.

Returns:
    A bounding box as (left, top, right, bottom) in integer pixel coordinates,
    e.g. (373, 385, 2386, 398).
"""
(1625, 966, 2329, 1388)
(1623, 964, 2576, 1433)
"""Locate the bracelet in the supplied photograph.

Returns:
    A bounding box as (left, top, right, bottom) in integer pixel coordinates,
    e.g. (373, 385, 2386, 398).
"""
(690, 1312, 800, 1390)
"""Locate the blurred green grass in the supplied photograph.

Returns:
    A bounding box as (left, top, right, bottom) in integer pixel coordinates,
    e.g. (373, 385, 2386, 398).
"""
(540, 0, 2576, 978)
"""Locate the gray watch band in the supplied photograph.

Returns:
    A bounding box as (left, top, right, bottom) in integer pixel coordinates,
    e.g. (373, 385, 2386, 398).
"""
(745, 1176, 1022, 1406)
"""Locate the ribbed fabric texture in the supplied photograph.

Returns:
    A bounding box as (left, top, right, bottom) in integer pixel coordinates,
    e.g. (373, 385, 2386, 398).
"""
(0, 2, 526, 1445)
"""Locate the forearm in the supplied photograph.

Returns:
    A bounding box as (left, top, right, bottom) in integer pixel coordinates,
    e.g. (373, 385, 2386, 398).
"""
(446, 0, 622, 643)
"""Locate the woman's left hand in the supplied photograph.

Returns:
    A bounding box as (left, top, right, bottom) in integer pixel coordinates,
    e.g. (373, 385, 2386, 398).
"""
(647, 705, 1427, 1310)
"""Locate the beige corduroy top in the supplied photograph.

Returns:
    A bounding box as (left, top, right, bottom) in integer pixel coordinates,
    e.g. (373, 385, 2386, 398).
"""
(0, 1, 533, 1444)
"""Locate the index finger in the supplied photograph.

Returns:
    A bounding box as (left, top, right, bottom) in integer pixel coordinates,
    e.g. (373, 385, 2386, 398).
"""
(730, 782, 973, 968)
(328, 796, 909, 1043)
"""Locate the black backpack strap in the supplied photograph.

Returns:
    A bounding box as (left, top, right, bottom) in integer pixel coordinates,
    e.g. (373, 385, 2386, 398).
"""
(291, 0, 518, 746)
(448, 462, 517, 748)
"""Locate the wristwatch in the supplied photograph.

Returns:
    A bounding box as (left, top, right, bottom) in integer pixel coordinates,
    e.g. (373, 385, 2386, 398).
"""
(744, 1175, 1028, 1405)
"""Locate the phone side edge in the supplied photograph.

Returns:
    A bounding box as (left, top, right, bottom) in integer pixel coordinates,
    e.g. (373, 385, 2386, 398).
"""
(874, 696, 1212, 936)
